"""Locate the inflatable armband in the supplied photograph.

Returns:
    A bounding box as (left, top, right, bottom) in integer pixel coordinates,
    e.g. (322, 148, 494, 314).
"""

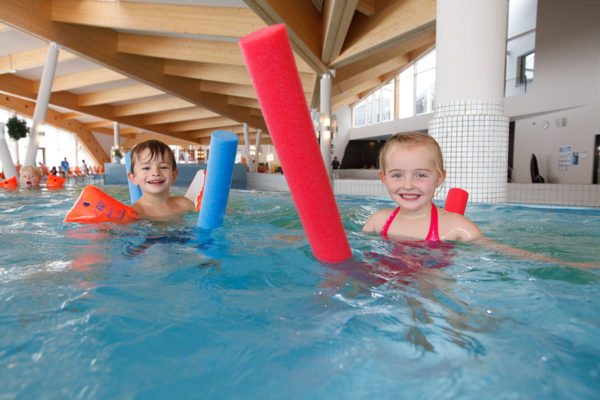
(65, 185, 138, 224)
(46, 175, 66, 189)
(0, 176, 18, 190)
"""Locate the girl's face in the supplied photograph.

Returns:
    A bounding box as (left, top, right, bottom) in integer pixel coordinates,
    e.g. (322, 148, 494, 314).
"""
(19, 170, 41, 188)
(128, 149, 177, 196)
(381, 143, 444, 213)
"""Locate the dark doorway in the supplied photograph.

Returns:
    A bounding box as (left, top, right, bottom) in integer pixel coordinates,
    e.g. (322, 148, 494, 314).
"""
(593, 134, 600, 184)
(508, 121, 515, 182)
(340, 140, 384, 169)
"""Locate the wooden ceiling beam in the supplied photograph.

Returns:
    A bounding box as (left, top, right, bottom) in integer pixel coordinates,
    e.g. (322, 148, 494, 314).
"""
(0, 47, 78, 75)
(332, 0, 436, 68)
(118, 33, 246, 67)
(1, 0, 267, 130)
(164, 60, 316, 93)
(36, 68, 127, 93)
(199, 81, 257, 99)
(78, 84, 164, 107)
(356, 0, 375, 17)
(332, 77, 381, 109)
(335, 30, 435, 83)
(144, 107, 218, 125)
(168, 117, 238, 133)
(114, 97, 194, 117)
(0, 74, 176, 140)
(321, 0, 358, 63)
(51, 0, 266, 38)
(85, 120, 113, 129)
(334, 54, 408, 96)
(0, 92, 109, 165)
(228, 96, 261, 110)
(242, 0, 327, 74)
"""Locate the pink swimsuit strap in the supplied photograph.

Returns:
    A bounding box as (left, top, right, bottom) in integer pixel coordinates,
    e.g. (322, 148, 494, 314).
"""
(380, 204, 440, 242)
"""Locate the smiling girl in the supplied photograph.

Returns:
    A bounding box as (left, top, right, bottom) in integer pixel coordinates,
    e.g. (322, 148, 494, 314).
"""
(363, 132, 482, 242)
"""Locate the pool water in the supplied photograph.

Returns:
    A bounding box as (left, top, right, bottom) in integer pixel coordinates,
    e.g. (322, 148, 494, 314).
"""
(1, 186, 599, 399)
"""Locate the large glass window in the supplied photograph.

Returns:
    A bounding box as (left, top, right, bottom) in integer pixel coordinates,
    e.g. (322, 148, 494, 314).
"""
(397, 49, 436, 119)
(352, 80, 394, 127)
(352, 48, 436, 126)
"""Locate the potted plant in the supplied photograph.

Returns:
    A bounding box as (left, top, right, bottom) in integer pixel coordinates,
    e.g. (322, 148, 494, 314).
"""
(6, 115, 29, 142)
(112, 146, 123, 163)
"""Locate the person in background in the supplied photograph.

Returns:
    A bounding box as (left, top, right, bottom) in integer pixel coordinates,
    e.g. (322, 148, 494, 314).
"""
(60, 157, 69, 176)
(81, 159, 89, 176)
(50, 166, 57, 176)
(331, 156, 340, 179)
(128, 140, 195, 222)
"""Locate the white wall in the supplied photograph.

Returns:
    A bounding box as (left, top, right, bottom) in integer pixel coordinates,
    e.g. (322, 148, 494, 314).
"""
(334, 0, 600, 185)
(508, 0, 600, 183)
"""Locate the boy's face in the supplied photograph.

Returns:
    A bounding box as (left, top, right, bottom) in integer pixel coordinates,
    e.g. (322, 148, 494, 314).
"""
(20, 170, 41, 188)
(128, 148, 177, 195)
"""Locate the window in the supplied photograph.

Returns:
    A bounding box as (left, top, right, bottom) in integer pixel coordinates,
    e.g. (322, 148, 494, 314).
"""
(398, 49, 436, 118)
(352, 80, 394, 127)
(351, 48, 436, 126)
(518, 51, 534, 83)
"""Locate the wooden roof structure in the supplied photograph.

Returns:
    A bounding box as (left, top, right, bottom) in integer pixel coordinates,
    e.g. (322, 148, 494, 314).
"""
(0, 0, 436, 164)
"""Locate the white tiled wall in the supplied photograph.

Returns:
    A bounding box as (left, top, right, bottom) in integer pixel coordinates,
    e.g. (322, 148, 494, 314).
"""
(429, 99, 509, 203)
(506, 183, 600, 207)
(246, 174, 600, 208)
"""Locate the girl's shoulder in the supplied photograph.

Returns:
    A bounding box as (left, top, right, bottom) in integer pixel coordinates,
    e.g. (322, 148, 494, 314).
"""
(438, 208, 483, 241)
(363, 207, 396, 234)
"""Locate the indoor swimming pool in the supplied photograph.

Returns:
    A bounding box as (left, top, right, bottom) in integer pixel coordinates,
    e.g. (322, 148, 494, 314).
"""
(1, 186, 599, 399)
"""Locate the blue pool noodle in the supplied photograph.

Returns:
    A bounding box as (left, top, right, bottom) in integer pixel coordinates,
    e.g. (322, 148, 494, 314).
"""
(197, 131, 239, 229)
(125, 151, 142, 204)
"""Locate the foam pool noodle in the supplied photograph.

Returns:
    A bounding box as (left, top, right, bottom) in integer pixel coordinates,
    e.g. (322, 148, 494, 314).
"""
(125, 151, 142, 204)
(444, 188, 469, 215)
(239, 24, 352, 263)
(197, 131, 238, 230)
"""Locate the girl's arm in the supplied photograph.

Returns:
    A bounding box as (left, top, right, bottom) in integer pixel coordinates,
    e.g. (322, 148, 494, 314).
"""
(475, 237, 598, 269)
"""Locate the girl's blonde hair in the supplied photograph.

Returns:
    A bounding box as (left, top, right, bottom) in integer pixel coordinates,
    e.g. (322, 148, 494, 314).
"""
(379, 132, 445, 177)
(19, 165, 42, 178)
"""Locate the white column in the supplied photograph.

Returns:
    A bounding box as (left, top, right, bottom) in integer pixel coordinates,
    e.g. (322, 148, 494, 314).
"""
(24, 42, 59, 166)
(242, 123, 251, 171)
(430, 0, 509, 203)
(320, 73, 333, 178)
(113, 121, 120, 148)
(0, 123, 17, 179)
(254, 129, 262, 172)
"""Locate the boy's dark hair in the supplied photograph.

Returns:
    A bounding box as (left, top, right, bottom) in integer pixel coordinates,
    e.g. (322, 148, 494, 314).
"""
(130, 140, 177, 173)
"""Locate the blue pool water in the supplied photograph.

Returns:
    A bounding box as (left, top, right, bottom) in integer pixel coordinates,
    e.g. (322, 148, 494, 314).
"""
(1, 185, 599, 399)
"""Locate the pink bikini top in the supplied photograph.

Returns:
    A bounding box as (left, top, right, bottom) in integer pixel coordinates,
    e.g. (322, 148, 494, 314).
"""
(380, 204, 440, 242)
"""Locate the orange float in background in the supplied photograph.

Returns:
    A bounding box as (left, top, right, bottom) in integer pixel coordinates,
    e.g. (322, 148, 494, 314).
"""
(0, 176, 18, 190)
(46, 174, 66, 190)
(65, 185, 138, 224)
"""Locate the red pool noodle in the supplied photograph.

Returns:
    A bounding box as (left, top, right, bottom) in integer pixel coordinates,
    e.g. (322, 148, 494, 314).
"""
(239, 24, 351, 263)
(444, 188, 469, 215)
